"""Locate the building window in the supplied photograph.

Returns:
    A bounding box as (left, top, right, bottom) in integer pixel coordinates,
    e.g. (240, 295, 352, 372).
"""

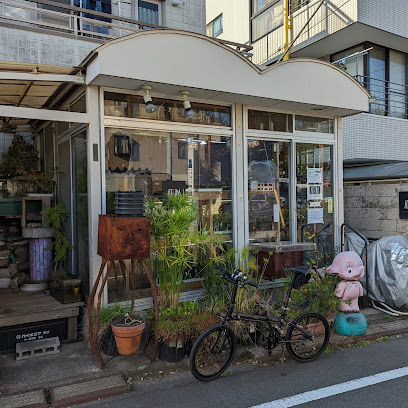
(207, 14, 223, 37)
(295, 116, 334, 134)
(178, 142, 187, 159)
(104, 92, 232, 127)
(251, 0, 283, 43)
(248, 110, 293, 132)
(105, 129, 233, 303)
(332, 45, 407, 119)
(137, 0, 159, 25)
(289, 0, 310, 14)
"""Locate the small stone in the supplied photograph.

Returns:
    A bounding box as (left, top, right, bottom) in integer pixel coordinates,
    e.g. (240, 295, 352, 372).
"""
(0, 259, 9, 267)
(0, 250, 11, 260)
(13, 240, 29, 247)
(10, 272, 27, 288)
(16, 261, 29, 271)
(11, 272, 26, 288)
(9, 263, 18, 277)
(15, 246, 29, 262)
(0, 268, 10, 278)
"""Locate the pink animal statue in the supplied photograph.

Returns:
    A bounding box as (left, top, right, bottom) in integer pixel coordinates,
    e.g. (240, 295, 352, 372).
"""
(326, 251, 364, 312)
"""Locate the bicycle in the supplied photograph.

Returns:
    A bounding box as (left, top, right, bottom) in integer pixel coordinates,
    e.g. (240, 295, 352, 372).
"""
(189, 265, 330, 381)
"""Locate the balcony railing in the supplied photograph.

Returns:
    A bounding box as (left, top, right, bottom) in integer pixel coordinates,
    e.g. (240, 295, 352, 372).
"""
(0, 0, 163, 41)
(355, 75, 408, 119)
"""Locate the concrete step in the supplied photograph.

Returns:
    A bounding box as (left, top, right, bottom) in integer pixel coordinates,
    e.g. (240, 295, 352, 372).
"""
(16, 337, 60, 361)
(0, 389, 47, 408)
(50, 375, 129, 408)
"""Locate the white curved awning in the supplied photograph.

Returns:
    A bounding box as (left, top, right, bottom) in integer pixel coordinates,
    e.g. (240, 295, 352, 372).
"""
(82, 30, 370, 117)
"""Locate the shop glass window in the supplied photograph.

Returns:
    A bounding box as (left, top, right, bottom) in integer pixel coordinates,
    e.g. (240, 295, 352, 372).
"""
(105, 129, 233, 303)
(296, 143, 333, 265)
(251, 0, 283, 42)
(295, 115, 334, 134)
(104, 92, 232, 127)
(247, 139, 290, 243)
(207, 14, 223, 37)
(248, 110, 293, 132)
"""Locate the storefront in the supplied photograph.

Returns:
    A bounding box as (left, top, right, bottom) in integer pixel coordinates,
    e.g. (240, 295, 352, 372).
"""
(74, 30, 370, 305)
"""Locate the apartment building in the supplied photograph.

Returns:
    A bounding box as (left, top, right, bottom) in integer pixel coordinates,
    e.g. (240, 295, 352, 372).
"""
(207, 0, 408, 241)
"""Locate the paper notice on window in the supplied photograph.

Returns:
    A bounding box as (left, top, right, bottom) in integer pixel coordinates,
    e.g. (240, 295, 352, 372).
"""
(273, 204, 279, 223)
(307, 168, 323, 184)
(307, 208, 324, 224)
(307, 184, 323, 200)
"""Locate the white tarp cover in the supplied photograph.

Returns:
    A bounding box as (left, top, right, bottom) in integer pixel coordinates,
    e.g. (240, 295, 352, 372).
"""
(345, 234, 408, 309)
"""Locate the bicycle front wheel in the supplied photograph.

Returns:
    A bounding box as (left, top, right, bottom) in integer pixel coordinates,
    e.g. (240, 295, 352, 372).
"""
(189, 324, 236, 382)
(286, 312, 330, 362)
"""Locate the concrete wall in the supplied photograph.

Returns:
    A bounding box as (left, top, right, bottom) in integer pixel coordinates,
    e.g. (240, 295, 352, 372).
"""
(343, 113, 408, 164)
(206, 0, 249, 45)
(344, 181, 408, 241)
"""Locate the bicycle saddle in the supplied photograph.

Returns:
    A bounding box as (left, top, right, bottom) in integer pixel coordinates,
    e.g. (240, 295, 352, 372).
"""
(284, 266, 311, 275)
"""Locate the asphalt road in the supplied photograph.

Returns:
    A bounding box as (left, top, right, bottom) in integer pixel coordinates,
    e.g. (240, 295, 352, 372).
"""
(82, 335, 408, 408)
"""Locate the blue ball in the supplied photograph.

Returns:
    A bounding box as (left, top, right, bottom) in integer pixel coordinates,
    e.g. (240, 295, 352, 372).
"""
(334, 312, 367, 336)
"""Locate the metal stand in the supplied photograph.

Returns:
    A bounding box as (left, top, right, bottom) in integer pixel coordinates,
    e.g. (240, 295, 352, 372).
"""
(87, 258, 159, 369)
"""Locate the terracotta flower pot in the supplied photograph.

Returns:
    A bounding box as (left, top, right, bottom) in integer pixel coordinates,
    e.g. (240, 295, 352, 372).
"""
(111, 316, 145, 355)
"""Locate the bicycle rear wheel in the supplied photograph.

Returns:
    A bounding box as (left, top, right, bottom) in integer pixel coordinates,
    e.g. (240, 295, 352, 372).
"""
(189, 324, 236, 381)
(286, 312, 330, 362)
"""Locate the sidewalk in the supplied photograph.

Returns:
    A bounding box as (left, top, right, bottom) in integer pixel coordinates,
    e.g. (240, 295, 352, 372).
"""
(1, 307, 408, 407)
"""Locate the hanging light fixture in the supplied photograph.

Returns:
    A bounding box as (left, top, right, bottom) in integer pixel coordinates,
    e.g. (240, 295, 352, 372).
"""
(142, 85, 157, 114)
(180, 90, 195, 118)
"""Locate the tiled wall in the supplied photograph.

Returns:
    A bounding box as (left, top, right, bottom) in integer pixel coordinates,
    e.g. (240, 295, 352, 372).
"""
(343, 113, 408, 163)
(0, 0, 206, 67)
(165, 0, 206, 34)
(358, 0, 408, 39)
(344, 182, 408, 240)
(0, 26, 100, 66)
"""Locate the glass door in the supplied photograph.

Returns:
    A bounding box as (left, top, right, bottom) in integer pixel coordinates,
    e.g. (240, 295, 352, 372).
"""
(296, 143, 334, 263)
(247, 139, 290, 243)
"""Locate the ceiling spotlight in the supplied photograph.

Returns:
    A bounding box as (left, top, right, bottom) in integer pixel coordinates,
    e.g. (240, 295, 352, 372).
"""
(142, 85, 157, 114)
(180, 90, 195, 118)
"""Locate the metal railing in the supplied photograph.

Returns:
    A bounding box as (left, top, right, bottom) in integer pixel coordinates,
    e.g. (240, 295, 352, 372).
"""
(355, 75, 408, 119)
(0, 0, 164, 41)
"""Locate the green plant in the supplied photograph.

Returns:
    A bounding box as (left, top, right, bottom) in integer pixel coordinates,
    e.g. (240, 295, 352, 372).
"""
(0, 135, 38, 178)
(145, 193, 223, 309)
(150, 301, 217, 346)
(44, 203, 74, 273)
(83, 303, 133, 346)
(286, 269, 341, 320)
(13, 171, 54, 195)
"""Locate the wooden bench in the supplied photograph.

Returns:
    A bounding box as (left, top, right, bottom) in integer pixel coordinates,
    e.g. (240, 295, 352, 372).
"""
(0, 291, 83, 343)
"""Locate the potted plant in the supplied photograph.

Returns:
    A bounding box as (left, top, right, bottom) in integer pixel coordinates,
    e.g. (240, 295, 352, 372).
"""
(111, 311, 146, 355)
(145, 193, 222, 309)
(44, 203, 79, 303)
(150, 301, 217, 362)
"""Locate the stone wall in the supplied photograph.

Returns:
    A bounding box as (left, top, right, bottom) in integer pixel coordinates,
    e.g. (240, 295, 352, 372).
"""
(344, 181, 408, 241)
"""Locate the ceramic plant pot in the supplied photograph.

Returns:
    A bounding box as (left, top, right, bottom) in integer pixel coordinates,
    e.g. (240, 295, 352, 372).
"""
(111, 316, 145, 355)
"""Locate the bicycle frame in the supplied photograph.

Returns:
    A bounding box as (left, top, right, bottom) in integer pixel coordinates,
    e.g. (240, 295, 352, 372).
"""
(221, 270, 311, 342)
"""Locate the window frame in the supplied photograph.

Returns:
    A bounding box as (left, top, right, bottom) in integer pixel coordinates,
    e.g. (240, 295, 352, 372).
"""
(134, 0, 161, 26)
(250, 0, 283, 43)
(207, 14, 223, 38)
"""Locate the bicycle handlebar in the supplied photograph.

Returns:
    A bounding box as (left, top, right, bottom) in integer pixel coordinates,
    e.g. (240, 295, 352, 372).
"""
(217, 265, 258, 288)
